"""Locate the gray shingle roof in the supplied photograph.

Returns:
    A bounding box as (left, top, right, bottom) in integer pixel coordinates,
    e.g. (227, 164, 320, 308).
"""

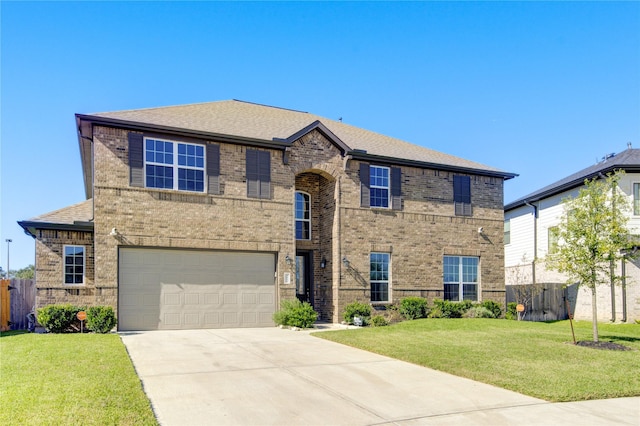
(505, 148, 640, 211)
(88, 100, 514, 177)
(18, 199, 93, 237)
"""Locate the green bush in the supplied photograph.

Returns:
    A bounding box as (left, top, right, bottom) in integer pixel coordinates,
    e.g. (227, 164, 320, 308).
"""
(370, 315, 389, 327)
(343, 301, 372, 325)
(432, 299, 474, 318)
(481, 300, 502, 318)
(427, 306, 443, 318)
(506, 302, 518, 320)
(463, 306, 496, 318)
(399, 297, 429, 320)
(273, 299, 317, 328)
(86, 306, 118, 333)
(36, 304, 83, 333)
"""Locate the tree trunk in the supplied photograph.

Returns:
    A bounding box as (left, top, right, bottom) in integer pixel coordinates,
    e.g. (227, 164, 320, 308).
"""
(591, 287, 599, 342)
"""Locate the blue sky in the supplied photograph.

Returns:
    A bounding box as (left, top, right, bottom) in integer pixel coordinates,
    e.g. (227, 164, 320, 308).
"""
(1, 1, 639, 270)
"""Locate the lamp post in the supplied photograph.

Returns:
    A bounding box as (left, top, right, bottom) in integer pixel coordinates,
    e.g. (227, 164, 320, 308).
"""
(5, 239, 12, 279)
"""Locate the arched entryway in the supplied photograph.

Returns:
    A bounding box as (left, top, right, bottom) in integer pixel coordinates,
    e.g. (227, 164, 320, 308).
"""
(294, 170, 336, 321)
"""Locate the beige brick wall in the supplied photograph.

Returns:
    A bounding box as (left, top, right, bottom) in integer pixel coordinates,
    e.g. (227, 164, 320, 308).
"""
(38, 124, 506, 323)
(33, 229, 95, 308)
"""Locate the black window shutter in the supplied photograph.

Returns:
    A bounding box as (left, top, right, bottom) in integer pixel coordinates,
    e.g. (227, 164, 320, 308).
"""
(258, 150, 271, 199)
(453, 175, 471, 216)
(246, 149, 259, 198)
(360, 163, 370, 208)
(207, 144, 220, 195)
(391, 167, 402, 210)
(128, 132, 144, 188)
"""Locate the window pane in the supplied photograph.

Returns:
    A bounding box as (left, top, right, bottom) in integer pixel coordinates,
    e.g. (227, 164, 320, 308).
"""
(370, 188, 389, 208)
(463, 284, 477, 300)
(370, 253, 390, 302)
(634, 183, 640, 215)
(443, 256, 459, 283)
(444, 283, 459, 301)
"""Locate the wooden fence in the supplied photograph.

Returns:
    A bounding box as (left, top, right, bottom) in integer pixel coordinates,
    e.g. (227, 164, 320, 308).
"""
(0, 279, 36, 331)
(506, 282, 577, 322)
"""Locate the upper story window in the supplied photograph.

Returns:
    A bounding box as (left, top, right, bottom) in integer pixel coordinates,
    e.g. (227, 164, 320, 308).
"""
(634, 183, 640, 215)
(295, 191, 311, 240)
(370, 252, 391, 302)
(370, 166, 390, 208)
(443, 255, 478, 301)
(64, 245, 85, 285)
(453, 175, 472, 216)
(145, 138, 205, 192)
(360, 164, 402, 210)
(504, 220, 511, 245)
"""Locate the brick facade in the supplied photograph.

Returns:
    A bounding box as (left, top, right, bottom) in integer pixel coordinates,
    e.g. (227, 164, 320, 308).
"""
(28, 119, 507, 324)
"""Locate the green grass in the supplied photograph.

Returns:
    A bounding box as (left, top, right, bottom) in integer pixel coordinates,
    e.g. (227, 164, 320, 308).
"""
(314, 319, 640, 402)
(0, 331, 157, 425)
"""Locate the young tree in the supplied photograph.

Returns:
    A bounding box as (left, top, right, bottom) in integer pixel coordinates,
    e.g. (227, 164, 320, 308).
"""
(546, 171, 631, 342)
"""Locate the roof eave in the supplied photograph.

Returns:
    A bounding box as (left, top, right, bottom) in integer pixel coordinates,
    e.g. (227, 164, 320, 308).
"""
(17, 220, 94, 238)
(505, 165, 635, 211)
(75, 114, 291, 150)
(348, 151, 518, 180)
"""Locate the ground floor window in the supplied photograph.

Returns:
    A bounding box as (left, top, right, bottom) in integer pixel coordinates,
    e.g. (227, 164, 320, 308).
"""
(443, 255, 478, 301)
(370, 252, 390, 302)
(64, 245, 85, 284)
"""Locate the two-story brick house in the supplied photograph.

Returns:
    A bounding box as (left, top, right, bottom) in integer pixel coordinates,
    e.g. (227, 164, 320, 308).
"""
(19, 100, 516, 331)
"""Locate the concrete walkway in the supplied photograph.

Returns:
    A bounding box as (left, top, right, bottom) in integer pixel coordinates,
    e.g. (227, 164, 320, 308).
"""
(120, 327, 639, 425)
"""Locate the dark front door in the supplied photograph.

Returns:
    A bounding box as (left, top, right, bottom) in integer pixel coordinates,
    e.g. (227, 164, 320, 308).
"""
(295, 251, 313, 305)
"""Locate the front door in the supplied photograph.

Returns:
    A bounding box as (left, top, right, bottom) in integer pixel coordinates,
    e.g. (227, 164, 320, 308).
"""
(295, 251, 313, 305)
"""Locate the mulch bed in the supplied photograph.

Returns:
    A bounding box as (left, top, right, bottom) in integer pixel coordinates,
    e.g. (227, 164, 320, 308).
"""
(574, 341, 632, 351)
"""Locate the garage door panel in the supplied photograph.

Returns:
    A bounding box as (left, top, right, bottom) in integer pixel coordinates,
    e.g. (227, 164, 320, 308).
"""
(119, 248, 275, 331)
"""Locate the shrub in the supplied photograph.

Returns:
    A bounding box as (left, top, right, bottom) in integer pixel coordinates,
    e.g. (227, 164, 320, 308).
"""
(398, 297, 428, 320)
(86, 306, 118, 333)
(463, 306, 496, 318)
(432, 299, 474, 318)
(273, 299, 317, 328)
(343, 301, 372, 325)
(506, 302, 518, 320)
(370, 315, 389, 327)
(36, 304, 83, 333)
(481, 300, 502, 318)
(427, 306, 443, 318)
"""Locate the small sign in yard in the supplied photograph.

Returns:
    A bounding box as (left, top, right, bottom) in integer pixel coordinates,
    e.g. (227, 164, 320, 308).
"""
(77, 311, 87, 333)
(516, 304, 525, 312)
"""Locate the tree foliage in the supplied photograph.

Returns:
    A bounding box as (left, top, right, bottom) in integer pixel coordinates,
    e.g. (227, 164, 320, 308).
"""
(13, 264, 35, 279)
(546, 171, 631, 342)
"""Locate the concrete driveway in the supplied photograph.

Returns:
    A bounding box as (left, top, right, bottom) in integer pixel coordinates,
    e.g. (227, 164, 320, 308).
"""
(120, 327, 639, 425)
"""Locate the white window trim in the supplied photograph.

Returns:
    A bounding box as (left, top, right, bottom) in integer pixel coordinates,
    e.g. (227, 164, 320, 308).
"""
(370, 252, 391, 303)
(63, 245, 85, 286)
(143, 137, 206, 193)
(295, 191, 311, 240)
(633, 182, 640, 216)
(443, 255, 479, 302)
(370, 165, 391, 209)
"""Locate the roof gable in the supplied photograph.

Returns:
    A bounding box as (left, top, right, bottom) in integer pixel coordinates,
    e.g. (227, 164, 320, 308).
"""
(18, 199, 94, 237)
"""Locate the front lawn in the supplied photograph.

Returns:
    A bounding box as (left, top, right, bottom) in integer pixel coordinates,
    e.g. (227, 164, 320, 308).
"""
(314, 319, 640, 402)
(0, 331, 157, 425)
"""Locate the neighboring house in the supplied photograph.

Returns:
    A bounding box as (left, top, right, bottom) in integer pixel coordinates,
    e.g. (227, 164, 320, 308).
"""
(504, 145, 640, 323)
(19, 100, 515, 331)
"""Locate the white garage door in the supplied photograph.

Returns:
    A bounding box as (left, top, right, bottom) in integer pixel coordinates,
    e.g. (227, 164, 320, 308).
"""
(118, 248, 276, 331)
